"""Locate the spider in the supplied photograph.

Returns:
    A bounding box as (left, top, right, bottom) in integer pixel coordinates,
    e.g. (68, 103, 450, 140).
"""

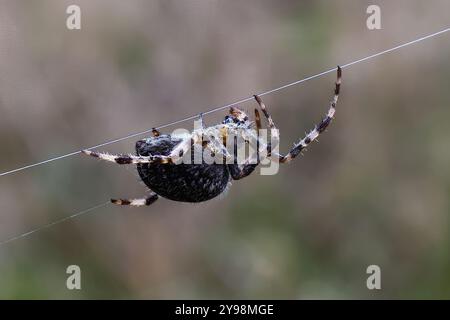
(82, 67, 341, 206)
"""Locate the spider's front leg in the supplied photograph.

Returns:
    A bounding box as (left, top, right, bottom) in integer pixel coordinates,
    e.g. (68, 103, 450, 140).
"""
(111, 193, 158, 206)
(254, 66, 342, 164)
(81, 150, 173, 164)
(253, 95, 277, 131)
(279, 66, 341, 163)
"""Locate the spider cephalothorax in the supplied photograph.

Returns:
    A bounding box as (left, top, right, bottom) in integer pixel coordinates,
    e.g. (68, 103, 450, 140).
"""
(82, 67, 342, 206)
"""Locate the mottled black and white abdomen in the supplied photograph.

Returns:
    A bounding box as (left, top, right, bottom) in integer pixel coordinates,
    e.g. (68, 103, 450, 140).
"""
(136, 135, 230, 202)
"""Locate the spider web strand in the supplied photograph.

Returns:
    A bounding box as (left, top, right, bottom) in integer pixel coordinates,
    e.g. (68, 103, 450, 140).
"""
(0, 201, 110, 246)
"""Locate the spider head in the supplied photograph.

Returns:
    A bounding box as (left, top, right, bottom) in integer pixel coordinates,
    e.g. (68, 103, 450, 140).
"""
(222, 107, 250, 127)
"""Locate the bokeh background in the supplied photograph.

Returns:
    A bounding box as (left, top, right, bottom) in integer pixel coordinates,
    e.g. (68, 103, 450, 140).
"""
(0, 0, 449, 299)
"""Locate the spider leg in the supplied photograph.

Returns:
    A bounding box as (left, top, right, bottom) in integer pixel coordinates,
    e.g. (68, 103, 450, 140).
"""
(111, 193, 158, 206)
(253, 95, 277, 130)
(228, 137, 271, 180)
(279, 66, 342, 163)
(228, 162, 258, 180)
(228, 109, 260, 180)
(253, 95, 280, 154)
(172, 132, 233, 163)
(81, 150, 173, 164)
(254, 109, 262, 132)
(200, 137, 232, 163)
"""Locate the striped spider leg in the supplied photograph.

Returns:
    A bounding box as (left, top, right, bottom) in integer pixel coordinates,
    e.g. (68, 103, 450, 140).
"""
(253, 66, 342, 164)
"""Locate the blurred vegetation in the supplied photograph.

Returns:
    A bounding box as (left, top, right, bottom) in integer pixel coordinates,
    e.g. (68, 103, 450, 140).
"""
(0, 0, 450, 299)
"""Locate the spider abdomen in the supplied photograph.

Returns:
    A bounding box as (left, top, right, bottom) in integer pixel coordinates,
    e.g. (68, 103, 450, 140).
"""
(136, 135, 230, 202)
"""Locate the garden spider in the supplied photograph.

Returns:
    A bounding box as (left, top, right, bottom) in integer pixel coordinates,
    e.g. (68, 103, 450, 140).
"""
(82, 67, 341, 206)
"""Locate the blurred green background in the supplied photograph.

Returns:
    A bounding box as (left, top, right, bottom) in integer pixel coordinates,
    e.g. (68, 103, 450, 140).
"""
(0, 0, 450, 299)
